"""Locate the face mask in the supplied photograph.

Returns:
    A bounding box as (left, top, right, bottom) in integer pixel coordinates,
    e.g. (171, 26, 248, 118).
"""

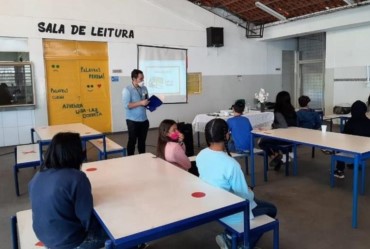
(169, 131, 180, 141)
(137, 81, 145, 87)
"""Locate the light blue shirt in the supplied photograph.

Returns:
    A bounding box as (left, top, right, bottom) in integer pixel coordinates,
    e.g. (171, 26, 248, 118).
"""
(196, 148, 257, 224)
(122, 84, 148, 122)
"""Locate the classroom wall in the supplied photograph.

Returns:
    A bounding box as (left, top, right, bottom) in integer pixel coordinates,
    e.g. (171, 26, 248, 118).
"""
(326, 26, 370, 109)
(261, 4, 370, 114)
(0, 0, 295, 146)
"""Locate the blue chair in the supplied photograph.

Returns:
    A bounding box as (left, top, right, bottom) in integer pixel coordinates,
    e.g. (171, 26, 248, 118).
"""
(11, 209, 113, 249)
(231, 149, 267, 187)
(219, 214, 279, 249)
(14, 144, 40, 196)
(264, 144, 297, 182)
(330, 152, 366, 194)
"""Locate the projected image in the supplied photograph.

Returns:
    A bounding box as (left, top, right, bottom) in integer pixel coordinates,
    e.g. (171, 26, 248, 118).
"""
(138, 45, 187, 103)
(147, 66, 180, 94)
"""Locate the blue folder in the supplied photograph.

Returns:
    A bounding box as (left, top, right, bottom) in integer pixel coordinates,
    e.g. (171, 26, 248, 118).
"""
(146, 95, 163, 112)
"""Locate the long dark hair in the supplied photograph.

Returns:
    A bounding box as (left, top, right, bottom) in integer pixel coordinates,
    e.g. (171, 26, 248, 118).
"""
(156, 119, 176, 160)
(204, 119, 231, 156)
(274, 91, 296, 119)
(42, 132, 83, 171)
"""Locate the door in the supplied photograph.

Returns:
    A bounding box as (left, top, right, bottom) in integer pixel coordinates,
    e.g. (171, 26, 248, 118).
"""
(44, 40, 112, 132)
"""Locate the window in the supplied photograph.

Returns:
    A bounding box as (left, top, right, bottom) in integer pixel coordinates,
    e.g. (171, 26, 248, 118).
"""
(0, 62, 35, 107)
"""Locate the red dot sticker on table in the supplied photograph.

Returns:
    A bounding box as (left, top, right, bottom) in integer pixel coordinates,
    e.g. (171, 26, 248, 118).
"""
(86, 168, 97, 172)
(192, 192, 206, 198)
(35, 241, 44, 247)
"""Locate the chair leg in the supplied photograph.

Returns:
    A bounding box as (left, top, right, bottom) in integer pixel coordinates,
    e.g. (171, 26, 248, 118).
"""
(284, 150, 289, 176)
(263, 152, 268, 182)
(311, 146, 315, 158)
(14, 166, 20, 196)
(11, 216, 19, 249)
(273, 221, 280, 249)
(105, 239, 113, 249)
(330, 156, 335, 188)
(231, 232, 238, 249)
(245, 156, 249, 175)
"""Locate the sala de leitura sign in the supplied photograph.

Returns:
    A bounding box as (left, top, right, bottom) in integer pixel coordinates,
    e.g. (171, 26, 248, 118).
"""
(38, 22, 134, 38)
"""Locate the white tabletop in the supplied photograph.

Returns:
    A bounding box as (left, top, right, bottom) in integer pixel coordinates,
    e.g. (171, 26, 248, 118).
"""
(252, 127, 370, 154)
(82, 153, 245, 240)
(34, 123, 102, 141)
(192, 111, 274, 133)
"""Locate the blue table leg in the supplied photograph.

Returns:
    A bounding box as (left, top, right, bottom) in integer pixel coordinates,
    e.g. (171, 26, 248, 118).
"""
(293, 144, 298, 176)
(243, 201, 250, 249)
(352, 155, 359, 228)
(103, 135, 107, 159)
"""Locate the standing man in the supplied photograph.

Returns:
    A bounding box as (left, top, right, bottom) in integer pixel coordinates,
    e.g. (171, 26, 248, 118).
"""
(122, 69, 150, 155)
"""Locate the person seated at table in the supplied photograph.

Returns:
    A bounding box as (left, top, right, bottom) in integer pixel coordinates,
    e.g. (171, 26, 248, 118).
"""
(196, 119, 277, 249)
(29, 132, 108, 249)
(227, 99, 253, 153)
(157, 119, 191, 171)
(258, 91, 297, 170)
(0, 83, 12, 105)
(334, 100, 370, 179)
(296, 95, 322, 129)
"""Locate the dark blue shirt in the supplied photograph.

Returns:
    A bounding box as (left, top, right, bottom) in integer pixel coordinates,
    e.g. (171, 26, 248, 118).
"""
(296, 108, 322, 130)
(29, 168, 93, 249)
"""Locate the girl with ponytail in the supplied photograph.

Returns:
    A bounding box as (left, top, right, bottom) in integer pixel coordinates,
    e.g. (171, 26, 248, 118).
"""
(156, 119, 191, 171)
(196, 118, 277, 249)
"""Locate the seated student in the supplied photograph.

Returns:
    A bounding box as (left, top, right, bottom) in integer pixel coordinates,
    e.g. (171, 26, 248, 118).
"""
(296, 95, 322, 129)
(227, 99, 253, 153)
(29, 132, 108, 249)
(258, 91, 297, 170)
(196, 119, 277, 249)
(0, 83, 12, 105)
(334, 100, 370, 179)
(157, 119, 191, 171)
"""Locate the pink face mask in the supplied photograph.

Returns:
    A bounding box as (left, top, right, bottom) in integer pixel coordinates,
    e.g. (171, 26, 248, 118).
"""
(169, 131, 180, 141)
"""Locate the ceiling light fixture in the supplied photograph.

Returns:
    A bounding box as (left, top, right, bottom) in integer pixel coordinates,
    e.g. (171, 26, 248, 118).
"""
(343, 0, 354, 5)
(255, 1, 286, 21)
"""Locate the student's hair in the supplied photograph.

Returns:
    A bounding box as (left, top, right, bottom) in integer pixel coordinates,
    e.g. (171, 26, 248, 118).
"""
(42, 132, 83, 171)
(351, 100, 367, 119)
(204, 119, 231, 156)
(298, 95, 310, 107)
(131, 69, 143, 80)
(156, 119, 177, 160)
(233, 100, 245, 114)
(274, 91, 296, 119)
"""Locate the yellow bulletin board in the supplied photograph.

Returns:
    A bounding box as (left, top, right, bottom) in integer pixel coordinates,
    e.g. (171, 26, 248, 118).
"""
(44, 40, 112, 132)
(187, 72, 202, 95)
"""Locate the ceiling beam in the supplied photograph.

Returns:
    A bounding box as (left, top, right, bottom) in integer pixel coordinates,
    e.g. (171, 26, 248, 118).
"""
(222, 0, 242, 7)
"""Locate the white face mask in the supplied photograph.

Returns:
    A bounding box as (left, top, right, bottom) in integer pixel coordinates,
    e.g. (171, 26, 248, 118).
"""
(137, 81, 145, 87)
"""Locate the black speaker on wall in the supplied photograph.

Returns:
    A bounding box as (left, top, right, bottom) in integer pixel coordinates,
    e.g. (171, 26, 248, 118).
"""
(206, 27, 224, 47)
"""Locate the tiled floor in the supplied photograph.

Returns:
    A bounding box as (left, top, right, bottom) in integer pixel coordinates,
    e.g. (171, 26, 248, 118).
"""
(2, 127, 370, 249)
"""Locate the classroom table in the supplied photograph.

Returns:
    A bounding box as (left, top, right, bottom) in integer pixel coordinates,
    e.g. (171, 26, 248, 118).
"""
(251, 127, 370, 228)
(323, 114, 351, 132)
(34, 123, 106, 161)
(82, 153, 250, 249)
(192, 111, 274, 146)
(323, 113, 370, 132)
